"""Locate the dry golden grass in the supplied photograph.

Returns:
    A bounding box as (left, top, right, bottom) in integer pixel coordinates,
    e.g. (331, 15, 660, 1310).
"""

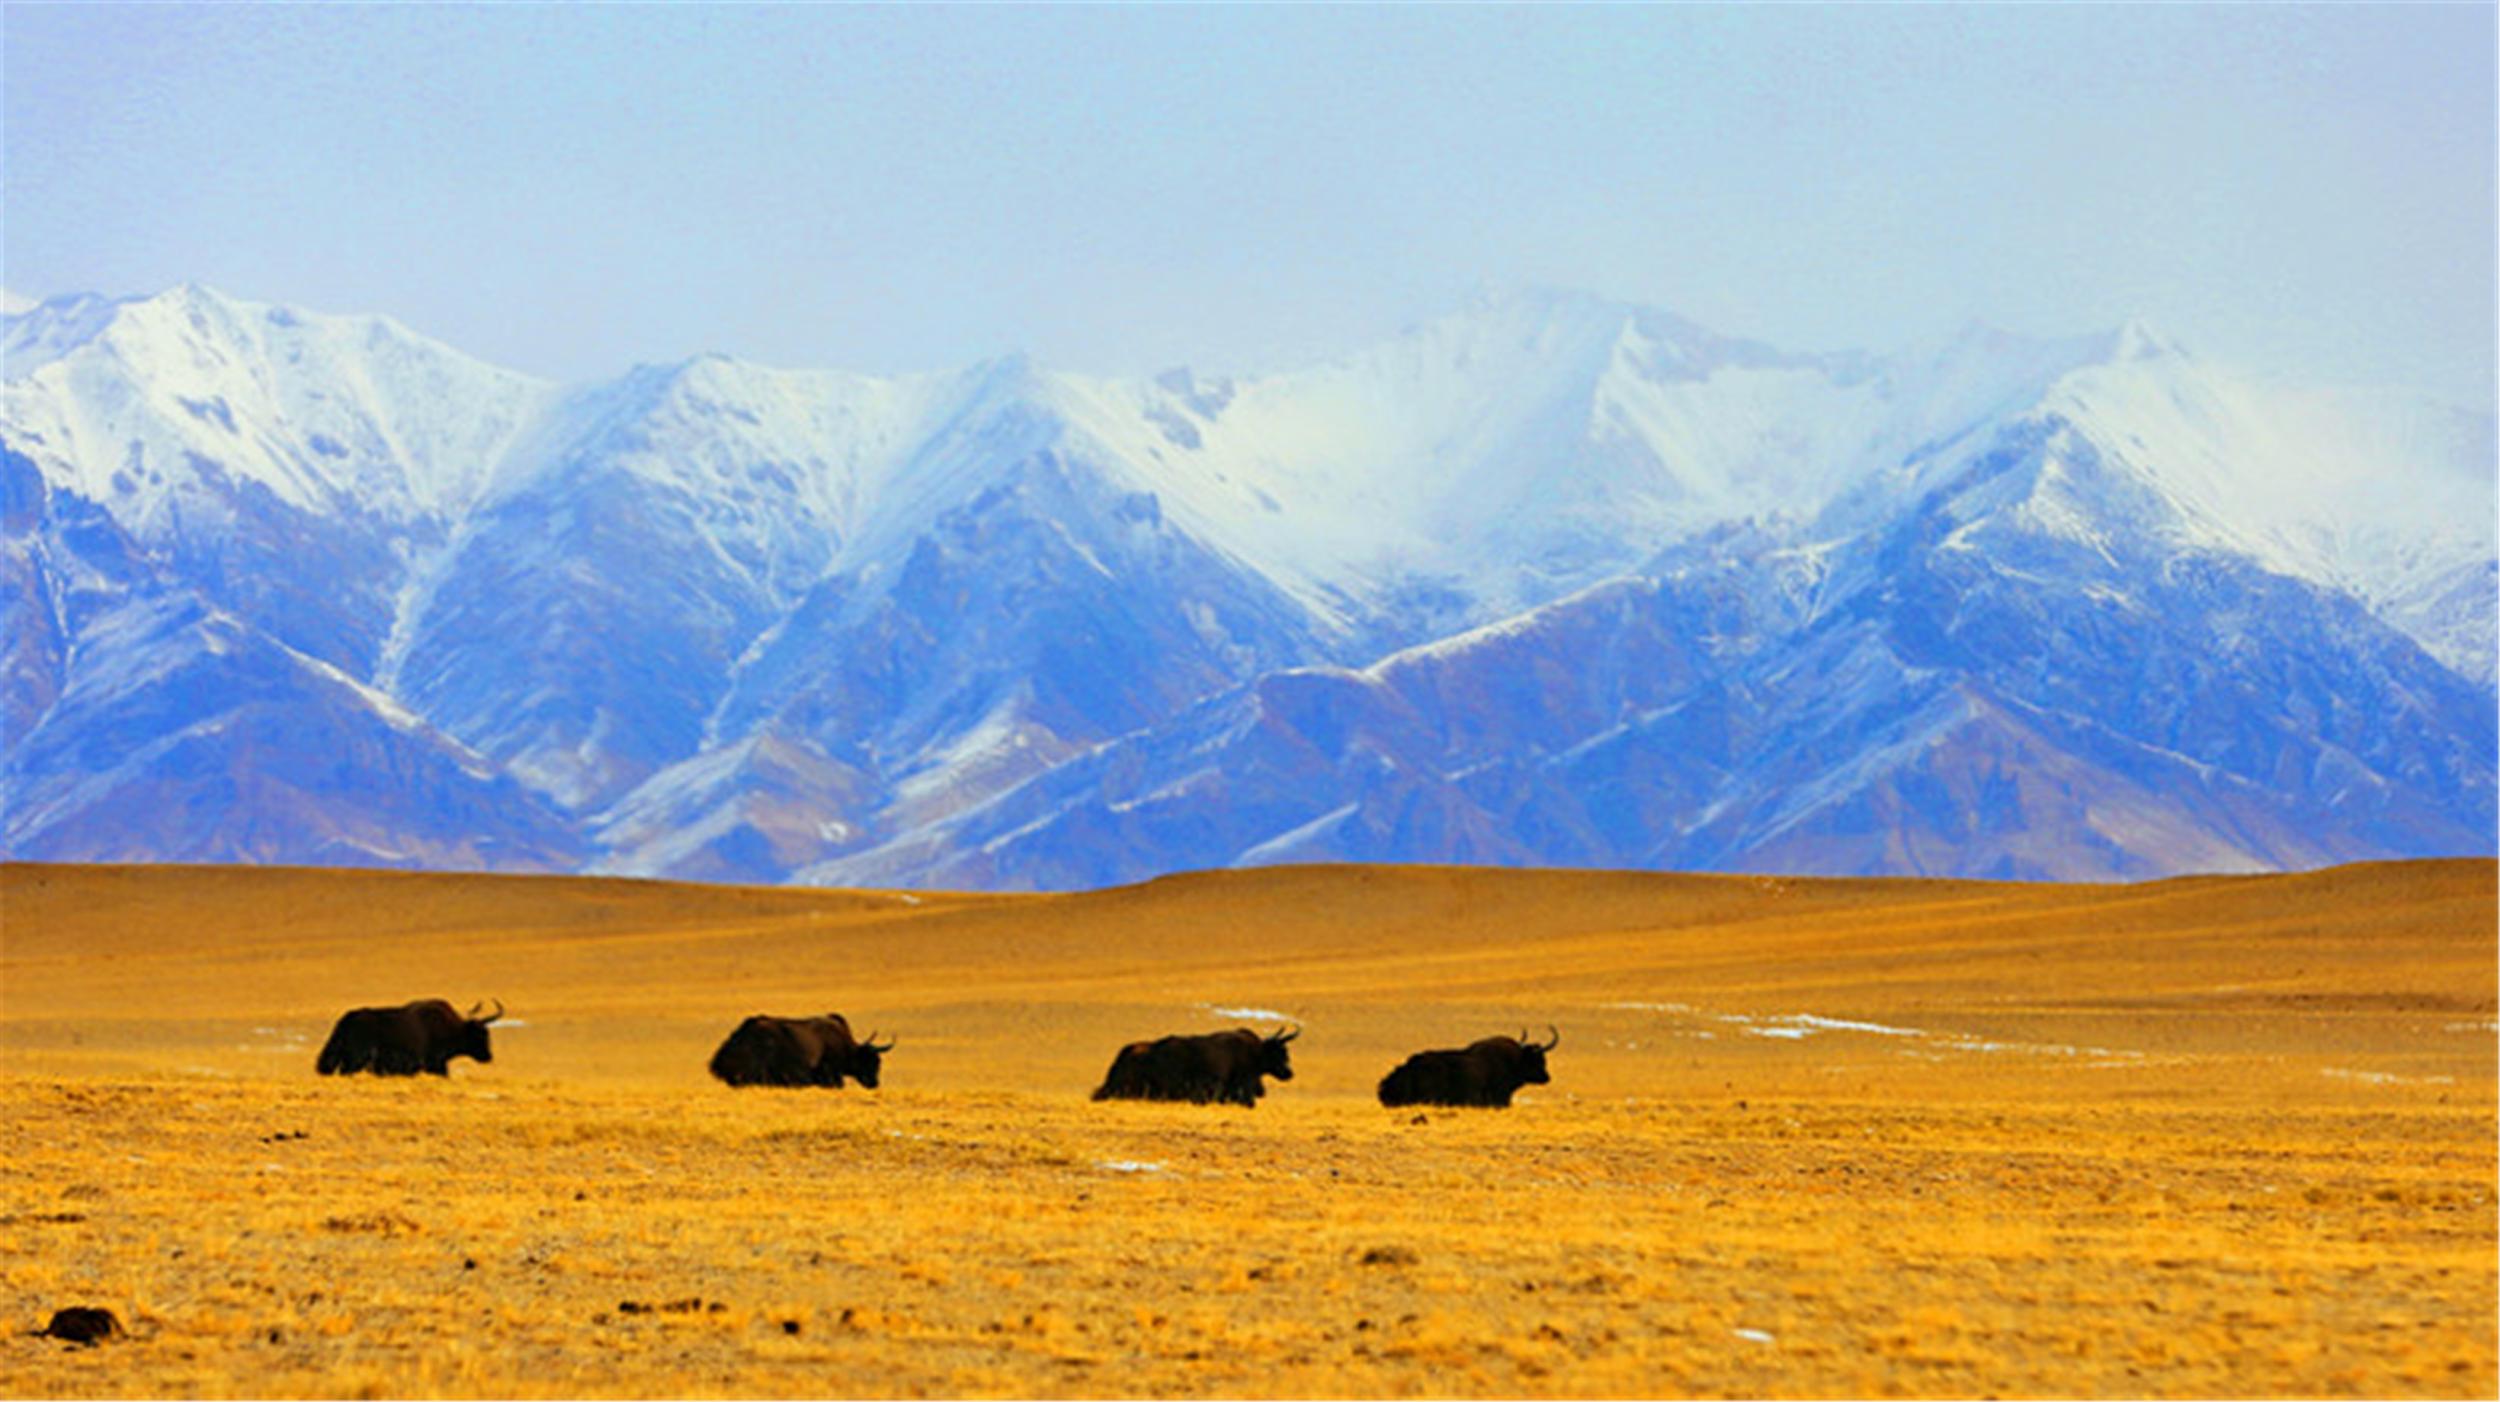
(1, 858, 2493, 1398)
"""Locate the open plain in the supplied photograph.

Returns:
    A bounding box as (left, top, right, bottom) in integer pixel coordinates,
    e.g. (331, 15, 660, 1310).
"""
(1, 858, 2493, 1398)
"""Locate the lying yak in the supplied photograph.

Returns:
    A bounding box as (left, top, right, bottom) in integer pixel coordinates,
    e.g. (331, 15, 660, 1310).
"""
(316, 999, 503, 1077)
(1377, 1027, 1557, 1108)
(1092, 1026, 1299, 1106)
(708, 1013, 893, 1088)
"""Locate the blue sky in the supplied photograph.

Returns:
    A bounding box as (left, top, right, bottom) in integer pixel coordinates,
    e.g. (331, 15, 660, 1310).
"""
(5, 6, 2492, 402)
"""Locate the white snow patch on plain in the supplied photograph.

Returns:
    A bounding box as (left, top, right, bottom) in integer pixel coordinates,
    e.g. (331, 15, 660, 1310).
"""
(1732, 1328, 1776, 1346)
(1615, 1004, 1923, 1040)
(1204, 1005, 1290, 1022)
(1937, 1037, 2144, 1060)
(2322, 1067, 2453, 1087)
(1607, 999, 2150, 1061)
(1778, 1014, 1924, 1037)
(1098, 1160, 1165, 1174)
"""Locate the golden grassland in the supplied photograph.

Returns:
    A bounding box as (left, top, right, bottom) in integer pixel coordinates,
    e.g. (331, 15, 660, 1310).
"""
(0, 857, 2493, 1398)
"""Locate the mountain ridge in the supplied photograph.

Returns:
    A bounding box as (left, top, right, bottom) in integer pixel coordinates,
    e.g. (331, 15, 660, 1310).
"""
(4, 283, 2491, 886)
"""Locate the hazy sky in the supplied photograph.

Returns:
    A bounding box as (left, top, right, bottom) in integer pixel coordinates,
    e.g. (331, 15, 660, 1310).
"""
(6, 6, 2493, 402)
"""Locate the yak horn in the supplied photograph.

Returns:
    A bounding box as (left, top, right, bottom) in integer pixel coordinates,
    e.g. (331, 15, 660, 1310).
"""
(869, 1033, 896, 1052)
(479, 999, 505, 1024)
(1272, 1024, 1301, 1044)
(1540, 1024, 1559, 1051)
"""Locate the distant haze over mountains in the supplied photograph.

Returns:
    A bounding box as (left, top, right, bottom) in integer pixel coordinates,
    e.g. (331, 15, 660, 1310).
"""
(4, 284, 2491, 888)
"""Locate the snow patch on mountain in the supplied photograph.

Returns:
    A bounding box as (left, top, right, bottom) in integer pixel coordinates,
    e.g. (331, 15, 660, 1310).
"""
(2037, 355, 2495, 676)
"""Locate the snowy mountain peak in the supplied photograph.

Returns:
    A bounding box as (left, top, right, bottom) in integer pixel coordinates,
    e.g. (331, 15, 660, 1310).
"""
(1, 291, 124, 374)
(2103, 317, 2186, 364)
(13, 282, 526, 390)
(2, 282, 550, 532)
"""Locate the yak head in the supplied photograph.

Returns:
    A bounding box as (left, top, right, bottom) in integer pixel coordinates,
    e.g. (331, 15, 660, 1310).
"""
(1512, 1025, 1559, 1086)
(1259, 1025, 1301, 1082)
(848, 1029, 896, 1088)
(457, 999, 505, 1063)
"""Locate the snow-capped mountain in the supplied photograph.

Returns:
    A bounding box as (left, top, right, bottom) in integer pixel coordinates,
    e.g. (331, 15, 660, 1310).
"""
(2, 449, 581, 867)
(3, 284, 2490, 885)
(3, 284, 549, 677)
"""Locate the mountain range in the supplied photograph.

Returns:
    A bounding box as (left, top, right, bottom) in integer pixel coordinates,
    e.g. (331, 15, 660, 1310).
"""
(4, 283, 2491, 888)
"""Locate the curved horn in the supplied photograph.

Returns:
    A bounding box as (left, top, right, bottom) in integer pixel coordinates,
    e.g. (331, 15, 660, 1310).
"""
(1540, 1024, 1559, 1051)
(480, 999, 505, 1025)
(1272, 1024, 1301, 1044)
(868, 1032, 896, 1052)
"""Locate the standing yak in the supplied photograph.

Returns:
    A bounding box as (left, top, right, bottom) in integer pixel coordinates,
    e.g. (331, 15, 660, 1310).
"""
(316, 999, 503, 1077)
(708, 1013, 893, 1088)
(1377, 1027, 1558, 1108)
(1092, 1026, 1299, 1106)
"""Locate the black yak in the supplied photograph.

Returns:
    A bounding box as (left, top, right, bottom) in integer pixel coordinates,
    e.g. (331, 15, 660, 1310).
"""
(708, 1014, 893, 1088)
(315, 999, 502, 1077)
(1377, 1027, 1557, 1108)
(1092, 1026, 1299, 1105)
